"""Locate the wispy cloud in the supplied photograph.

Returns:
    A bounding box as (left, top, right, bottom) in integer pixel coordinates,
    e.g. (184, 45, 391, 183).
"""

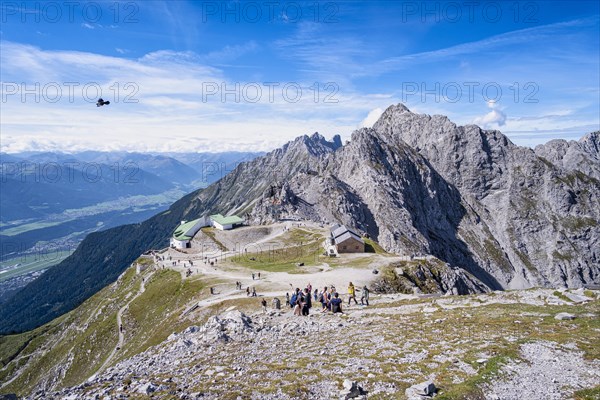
(0, 41, 388, 153)
(359, 108, 384, 128)
(375, 17, 600, 74)
(273, 22, 373, 85)
(202, 41, 259, 63)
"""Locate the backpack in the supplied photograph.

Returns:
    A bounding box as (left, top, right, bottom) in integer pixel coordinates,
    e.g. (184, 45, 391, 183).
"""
(291, 293, 298, 305)
(331, 298, 341, 313)
(318, 293, 324, 303)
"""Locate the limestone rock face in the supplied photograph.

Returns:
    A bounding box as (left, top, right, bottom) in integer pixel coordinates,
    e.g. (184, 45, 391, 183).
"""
(370, 105, 599, 289)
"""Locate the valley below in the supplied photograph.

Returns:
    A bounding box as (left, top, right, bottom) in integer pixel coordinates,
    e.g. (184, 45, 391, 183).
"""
(0, 151, 261, 304)
(0, 188, 187, 300)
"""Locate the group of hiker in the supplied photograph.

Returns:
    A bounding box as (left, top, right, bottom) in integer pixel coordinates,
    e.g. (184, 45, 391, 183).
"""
(280, 282, 370, 315)
(234, 280, 258, 297)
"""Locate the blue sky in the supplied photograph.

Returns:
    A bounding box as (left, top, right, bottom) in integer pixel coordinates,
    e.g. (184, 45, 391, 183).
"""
(1, 0, 598, 153)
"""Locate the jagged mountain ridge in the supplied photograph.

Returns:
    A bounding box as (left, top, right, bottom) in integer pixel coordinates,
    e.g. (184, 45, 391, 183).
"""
(370, 105, 599, 288)
(250, 104, 599, 290)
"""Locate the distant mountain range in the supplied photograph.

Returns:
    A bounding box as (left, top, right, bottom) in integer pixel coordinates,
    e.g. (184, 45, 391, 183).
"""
(0, 150, 262, 307)
(1, 104, 598, 334)
(1, 151, 264, 222)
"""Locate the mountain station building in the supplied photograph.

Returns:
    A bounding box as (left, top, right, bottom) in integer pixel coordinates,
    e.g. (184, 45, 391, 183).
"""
(329, 224, 365, 254)
(170, 214, 244, 249)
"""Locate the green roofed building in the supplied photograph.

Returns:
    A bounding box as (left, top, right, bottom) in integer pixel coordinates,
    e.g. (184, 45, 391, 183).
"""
(169, 213, 244, 249)
(170, 217, 210, 249)
(210, 214, 244, 230)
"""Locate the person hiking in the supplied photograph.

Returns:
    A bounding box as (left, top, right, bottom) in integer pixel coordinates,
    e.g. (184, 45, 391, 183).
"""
(313, 288, 319, 301)
(347, 282, 358, 305)
(261, 298, 267, 312)
(302, 288, 311, 316)
(246, 287, 250, 297)
(330, 292, 343, 314)
(290, 290, 298, 309)
(272, 297, 281, 310)
(360, 284, 370, 306)
(319, 286, 329, 312)
(293, 291, 302, 316)
(252, 272, 255, 280)
(285, 292, 290, 307)
(252, 287, 257, 297)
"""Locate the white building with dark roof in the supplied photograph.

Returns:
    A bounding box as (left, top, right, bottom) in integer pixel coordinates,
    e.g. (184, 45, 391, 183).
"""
(329, 224, 365, 254)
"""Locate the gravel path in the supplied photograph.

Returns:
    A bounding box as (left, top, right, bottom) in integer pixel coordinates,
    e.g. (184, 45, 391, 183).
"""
(96, 271, 153, 375)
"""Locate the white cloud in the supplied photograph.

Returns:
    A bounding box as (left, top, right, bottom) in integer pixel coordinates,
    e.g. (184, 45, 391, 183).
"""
(473, 100, 507, 128)
(202, 41, 258, 63)
(0, 41, 391, 154)
(359, 108, 384, 128)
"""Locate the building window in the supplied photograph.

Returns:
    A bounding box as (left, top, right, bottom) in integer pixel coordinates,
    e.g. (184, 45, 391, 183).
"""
(342, 246, 347, 250)
(355, 246, 359, 250)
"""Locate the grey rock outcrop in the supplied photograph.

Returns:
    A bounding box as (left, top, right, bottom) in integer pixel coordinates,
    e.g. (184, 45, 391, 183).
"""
(373, 259, 490, 295)
(405, 380, 437, 398)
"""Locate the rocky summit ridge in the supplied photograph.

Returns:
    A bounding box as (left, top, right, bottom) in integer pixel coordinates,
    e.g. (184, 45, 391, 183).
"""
(247, 104, 599, 291)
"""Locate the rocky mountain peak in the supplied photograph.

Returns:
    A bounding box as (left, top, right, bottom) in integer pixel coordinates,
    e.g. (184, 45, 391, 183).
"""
(535, 131, 600, 180)
(579, 131, 599, 158)
(280, 132, 341, 158)
(372, 104, 457, 147)
(249, 105, 599, 290)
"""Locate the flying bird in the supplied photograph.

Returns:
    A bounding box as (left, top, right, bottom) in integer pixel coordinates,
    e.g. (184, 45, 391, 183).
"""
(96, 98, 110, 107)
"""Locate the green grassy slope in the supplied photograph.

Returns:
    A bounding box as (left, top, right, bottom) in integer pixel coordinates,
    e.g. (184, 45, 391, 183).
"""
(0, 264, 205, 396)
